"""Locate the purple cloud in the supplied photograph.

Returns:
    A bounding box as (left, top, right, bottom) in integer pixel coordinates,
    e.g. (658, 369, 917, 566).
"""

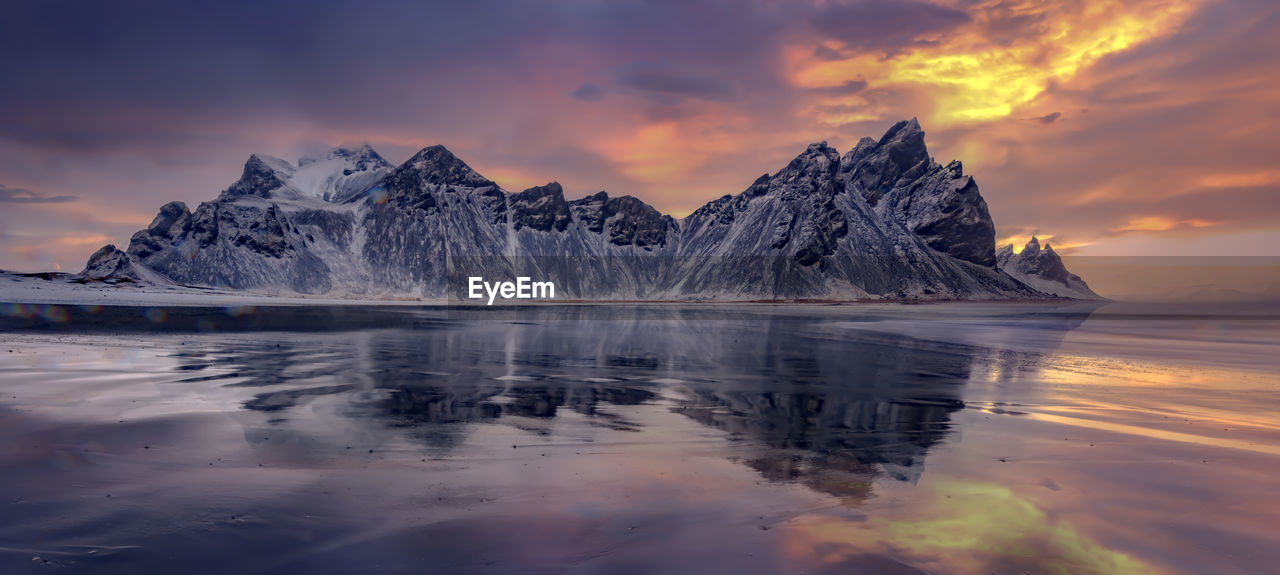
(0, 184, 77, 204)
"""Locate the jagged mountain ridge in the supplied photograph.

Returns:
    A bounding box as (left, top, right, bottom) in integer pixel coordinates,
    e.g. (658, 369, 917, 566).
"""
(82, 120, 1096, 300)
(997, 237, 1100, 299)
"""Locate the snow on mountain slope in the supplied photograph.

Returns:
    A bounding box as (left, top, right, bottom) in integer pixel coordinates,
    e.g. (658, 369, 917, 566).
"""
(293, 144, 394, 202)
(220, 145, 392, 202)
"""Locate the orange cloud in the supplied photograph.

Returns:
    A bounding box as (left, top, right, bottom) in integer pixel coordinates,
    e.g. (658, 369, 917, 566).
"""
(14, 233, 116, 250)
(589, 109, 812, 215)
(1197, 169, 1280, 189)
(480, 166, 555, 193)
(787, 0, 1207, 126)
(1068, 165, 1280, 208)
(1111, 216, 1218, 233)
(596, 113, 757, 185)
(11, 233, 117, 271)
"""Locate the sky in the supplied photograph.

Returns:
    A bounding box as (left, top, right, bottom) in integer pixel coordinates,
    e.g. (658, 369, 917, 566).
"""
(1, 0, 1278, 272)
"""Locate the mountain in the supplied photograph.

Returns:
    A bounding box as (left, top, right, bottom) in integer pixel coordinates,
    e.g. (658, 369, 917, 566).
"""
(996, 237, 1100, 299)
(81, 120, 1095, 301)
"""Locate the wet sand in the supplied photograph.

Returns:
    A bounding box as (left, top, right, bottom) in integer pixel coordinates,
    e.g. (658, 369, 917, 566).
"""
(1, 303, 1277, 574)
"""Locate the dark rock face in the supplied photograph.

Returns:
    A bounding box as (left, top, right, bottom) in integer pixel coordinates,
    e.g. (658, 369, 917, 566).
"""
(392, 145, 496, 190)
(126, 197, 332, 293)
(148, 201, 192, 236)
(128, 201, 192, 260)
(773, 143, 849, 265)
(885, 160, 996, 266)
(222, 155, 291, 200)
(80, 244, 142, 281)
(682, 142, 850, 266)
(569, 192, 674, 249)
(839, 118, 996, 267)
(290, 209, 356, 249)
(511, 183, 571, 232)
(840, 119, 931, 206)
(88, 122, 1092, 300)
(607, 196, 675, 249)
(227, 204, 292, 258)
(672, 133, 1028, 300)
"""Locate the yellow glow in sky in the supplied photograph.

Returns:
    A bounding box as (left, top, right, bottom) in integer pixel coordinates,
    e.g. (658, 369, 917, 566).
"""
(789, 0, 1206, 125)
(1111, 215, 1217, 233)
(997, 233, 1094, 254)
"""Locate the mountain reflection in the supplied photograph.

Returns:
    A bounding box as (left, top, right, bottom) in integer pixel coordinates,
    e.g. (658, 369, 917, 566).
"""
(164, 304, 1094, 505)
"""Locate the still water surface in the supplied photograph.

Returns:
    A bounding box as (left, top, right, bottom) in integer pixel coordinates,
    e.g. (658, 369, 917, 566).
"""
(1, 303, 1277, 574)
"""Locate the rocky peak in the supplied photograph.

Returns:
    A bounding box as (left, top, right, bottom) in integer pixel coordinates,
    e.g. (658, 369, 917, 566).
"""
(511, 182, 572, 232)
(886, 157, 996, 267)
(568, 191, 673, 249)
(840, 118, 932, 205)
(300, 143, 384, 167)
(298, 144, 392, 178)
(399, 145, 495, 189)
(1004, 237, 1069, 283)
(778, 142, 840, 188)
(878, 117, 927, 158)
(147, 201, 191, 235)
(286, 144, 394, 202)
(222, 154, 295, 200)
(372, 145, 498, 213)
(757, 143, 849, 265)
(81, 244, 141, 281)
(127, 201, 194, 260)
(996, 237, 1100, 298)
(844, 137, 878, 164)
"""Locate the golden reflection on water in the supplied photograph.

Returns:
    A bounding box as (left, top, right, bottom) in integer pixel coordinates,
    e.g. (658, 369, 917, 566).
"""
(770, 331, 1280, 575)
(1025, 412, 1280, 457)
(783, 478, 1161, 575)
(1029, 352, 1280, 457)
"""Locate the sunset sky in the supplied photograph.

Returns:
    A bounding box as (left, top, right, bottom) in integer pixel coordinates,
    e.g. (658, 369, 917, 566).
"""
(1, 0, 1277, 271)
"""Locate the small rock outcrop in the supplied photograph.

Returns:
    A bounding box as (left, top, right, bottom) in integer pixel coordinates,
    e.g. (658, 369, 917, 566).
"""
(511, 183, 572, 232)
(80, 244, 143, 282)
(997, 237, 1101, 299)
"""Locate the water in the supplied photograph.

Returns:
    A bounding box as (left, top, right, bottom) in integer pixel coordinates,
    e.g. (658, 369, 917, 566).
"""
(1, 303, 1277, 574)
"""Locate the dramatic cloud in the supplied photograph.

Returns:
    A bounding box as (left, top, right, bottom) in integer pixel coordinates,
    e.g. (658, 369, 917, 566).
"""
(1033, 112, 1062, 125)
(1110, 216, 1219, 234)
(0, 0, 1277, 269)
(570, 84, 607, 102)
(612, 66, 741, 102)
(806, 80, 869, 95)
(0, 184, 77, 204)
(789, 0, 1210, 124)
(809, 0, 972, 52)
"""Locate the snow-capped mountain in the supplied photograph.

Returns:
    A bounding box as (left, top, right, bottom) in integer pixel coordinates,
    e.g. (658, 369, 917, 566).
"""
(81, 120, 1099, 300)
(996, 237, 1100, 299)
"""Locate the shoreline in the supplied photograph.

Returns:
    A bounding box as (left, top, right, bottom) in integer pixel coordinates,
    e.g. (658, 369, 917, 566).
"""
(2, 272, 1098, 308)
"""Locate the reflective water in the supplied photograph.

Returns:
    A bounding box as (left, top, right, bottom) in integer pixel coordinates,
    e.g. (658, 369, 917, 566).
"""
(1, 303, 1277, 574)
